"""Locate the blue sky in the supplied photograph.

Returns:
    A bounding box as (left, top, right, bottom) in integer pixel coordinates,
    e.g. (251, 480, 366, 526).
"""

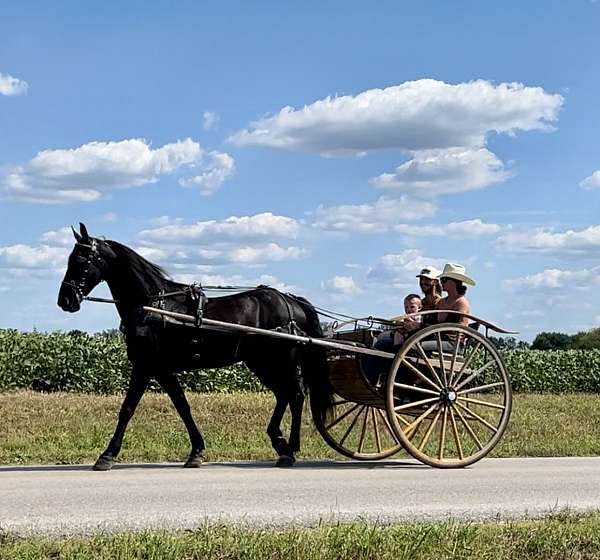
(1, 1, 599, 340)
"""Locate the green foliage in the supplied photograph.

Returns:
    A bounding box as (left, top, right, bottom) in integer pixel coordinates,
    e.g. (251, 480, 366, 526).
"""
(570, 328, 600, 350)
(504, 349, 600, 392)
(530, 329, 600, 351)
(2, 330, 600, 394)
(488, 336, 530, 351)
(0, 329, 262, 394)
(531, 332, 574, 351)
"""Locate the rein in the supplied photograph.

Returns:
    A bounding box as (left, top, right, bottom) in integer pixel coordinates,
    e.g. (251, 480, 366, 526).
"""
(82, 284, 275, 306)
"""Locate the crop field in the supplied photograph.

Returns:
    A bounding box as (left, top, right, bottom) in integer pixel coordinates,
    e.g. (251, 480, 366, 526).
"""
(2, 330, 600, 394)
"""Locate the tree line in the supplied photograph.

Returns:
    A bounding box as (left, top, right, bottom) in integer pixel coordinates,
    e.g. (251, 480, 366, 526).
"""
(54, 326, 600, 353)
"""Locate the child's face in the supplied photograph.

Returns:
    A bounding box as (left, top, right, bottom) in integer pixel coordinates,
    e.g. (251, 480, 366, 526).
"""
(404, 298, 422, 314)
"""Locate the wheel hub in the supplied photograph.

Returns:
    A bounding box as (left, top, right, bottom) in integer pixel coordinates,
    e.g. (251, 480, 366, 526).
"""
(440, 388, 457, 405)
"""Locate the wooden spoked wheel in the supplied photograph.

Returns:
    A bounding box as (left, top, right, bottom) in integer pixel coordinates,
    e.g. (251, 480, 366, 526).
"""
(385, 323, 512, 468)
(313, 392, 403, 460)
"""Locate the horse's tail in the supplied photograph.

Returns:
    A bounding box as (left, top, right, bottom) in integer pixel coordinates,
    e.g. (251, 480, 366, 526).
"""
(288, 294, 334, 424)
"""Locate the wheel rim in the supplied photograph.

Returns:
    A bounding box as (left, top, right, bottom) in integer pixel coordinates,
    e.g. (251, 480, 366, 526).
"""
(315, 393, 403, 460)
(385, 323, 512, 468)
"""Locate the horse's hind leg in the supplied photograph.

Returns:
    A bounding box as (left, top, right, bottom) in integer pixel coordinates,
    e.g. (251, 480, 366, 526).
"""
(288, 387, 305, 455)
(93, 369, 149, 471)
(157, 373, 206, 468)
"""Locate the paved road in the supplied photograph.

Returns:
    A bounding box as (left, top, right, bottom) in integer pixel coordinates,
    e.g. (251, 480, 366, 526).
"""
(2, 457, 600, 536)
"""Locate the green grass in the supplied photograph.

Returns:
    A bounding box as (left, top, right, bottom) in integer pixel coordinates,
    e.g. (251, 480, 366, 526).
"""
(2, 391, 600, 465)
(3, 513, 600, 559)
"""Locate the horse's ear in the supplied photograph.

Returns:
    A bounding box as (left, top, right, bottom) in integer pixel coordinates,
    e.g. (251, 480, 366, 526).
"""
(79, 222, 90, 242)
(71, 225, 83, 243)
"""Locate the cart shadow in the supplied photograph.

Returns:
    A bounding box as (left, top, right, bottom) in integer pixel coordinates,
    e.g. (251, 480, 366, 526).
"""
(220, 460, 429, 470)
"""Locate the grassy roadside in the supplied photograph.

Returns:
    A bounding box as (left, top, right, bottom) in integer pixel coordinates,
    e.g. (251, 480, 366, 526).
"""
(2, 513, 600, 559)
(2, 391, 600, 465)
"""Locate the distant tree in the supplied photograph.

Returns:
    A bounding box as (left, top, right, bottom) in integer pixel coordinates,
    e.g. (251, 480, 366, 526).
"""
(531, 332, 573, 351)
(570, 328, 600, 350)
(97, 328, 122, 339)
(489, 336, 530, 351)
(67, 329, 88, 338)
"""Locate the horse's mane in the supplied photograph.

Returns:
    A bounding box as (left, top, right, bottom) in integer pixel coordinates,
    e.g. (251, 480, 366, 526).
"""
(105, 240, 173, 288)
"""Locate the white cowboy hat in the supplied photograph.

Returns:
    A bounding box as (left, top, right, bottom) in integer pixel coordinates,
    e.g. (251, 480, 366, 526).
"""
(416, 266, 440, 280)
(438, 263, 476, 287)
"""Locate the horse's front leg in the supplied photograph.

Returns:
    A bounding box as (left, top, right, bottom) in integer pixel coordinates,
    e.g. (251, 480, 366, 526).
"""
(93, 369, 149, 471)
(157, 373, 206, 467)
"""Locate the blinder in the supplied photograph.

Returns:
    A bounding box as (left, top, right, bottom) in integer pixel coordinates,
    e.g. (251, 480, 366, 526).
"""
(61, 239, 106, 303)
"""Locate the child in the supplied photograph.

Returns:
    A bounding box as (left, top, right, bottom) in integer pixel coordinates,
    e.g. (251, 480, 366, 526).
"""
(392, 293, 423, 346)
(403, 293, 422, 316)
(363, 293, 423, 386)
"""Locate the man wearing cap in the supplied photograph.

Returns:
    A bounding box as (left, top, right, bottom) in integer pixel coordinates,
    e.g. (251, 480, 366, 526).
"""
(436, 263, 475, 327)
(415, 267, 442, 328)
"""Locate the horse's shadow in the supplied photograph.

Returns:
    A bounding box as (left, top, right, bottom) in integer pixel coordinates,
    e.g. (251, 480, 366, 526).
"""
(0, 459, 427, 473)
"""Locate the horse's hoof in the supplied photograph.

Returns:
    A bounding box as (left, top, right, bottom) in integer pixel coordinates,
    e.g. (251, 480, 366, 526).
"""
(183, 454, 206, 468)
(276, 455, 295, 468)
(93, 456, 115, 471)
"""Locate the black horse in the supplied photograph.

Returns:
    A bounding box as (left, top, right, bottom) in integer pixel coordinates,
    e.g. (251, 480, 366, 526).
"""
(57, 223, 333, 470)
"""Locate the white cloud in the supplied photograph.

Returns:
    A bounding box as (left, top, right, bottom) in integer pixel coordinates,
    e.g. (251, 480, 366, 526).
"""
(202, 111, 219, 130)
(222, 244, 307, 264)
(366, 249, 445, 288)
(496, 225, 600, 257)
(140, 212, 300, 243)
(0, 72, 28, 96)
(136, 241, 307, 266)
(371, 148, 510, 197)
(2, 138, 235, 203)
(135, 246, 173, 262)
(0, 244, 68, 270)
(505, 266, 600, 290)
(178, 151, 235, 195)
(229, 79, 562, 156)
(321, 275, 362, 296)
(40, 227, 74, 247)
(312, 196, 437, 233)
(138, 213, 307, 268)
(581, 170, 600, 190)
(394, 219, 501, 238)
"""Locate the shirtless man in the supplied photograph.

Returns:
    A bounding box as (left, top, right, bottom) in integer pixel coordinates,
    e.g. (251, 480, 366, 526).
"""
(436, 263, 475, 326)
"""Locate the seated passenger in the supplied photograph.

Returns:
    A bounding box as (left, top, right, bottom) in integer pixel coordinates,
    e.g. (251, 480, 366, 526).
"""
(363, 294, 422, 386)
(392, 293, 422, 346)
(416, 267, 442, 327)
(436, 263, 475, 326)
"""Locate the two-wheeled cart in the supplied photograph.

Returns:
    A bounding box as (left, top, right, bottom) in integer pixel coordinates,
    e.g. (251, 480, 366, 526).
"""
(143, 305, 514, 468)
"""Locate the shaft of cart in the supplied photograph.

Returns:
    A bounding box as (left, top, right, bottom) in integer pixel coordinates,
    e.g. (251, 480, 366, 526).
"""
(142, 306, 395, 359)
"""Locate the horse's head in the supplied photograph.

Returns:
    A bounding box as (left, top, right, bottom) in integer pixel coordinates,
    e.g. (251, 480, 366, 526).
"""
(57, 223, 117, 312)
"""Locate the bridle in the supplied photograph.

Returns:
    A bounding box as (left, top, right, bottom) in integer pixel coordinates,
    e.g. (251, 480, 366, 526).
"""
(61, 240, 105, 302)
